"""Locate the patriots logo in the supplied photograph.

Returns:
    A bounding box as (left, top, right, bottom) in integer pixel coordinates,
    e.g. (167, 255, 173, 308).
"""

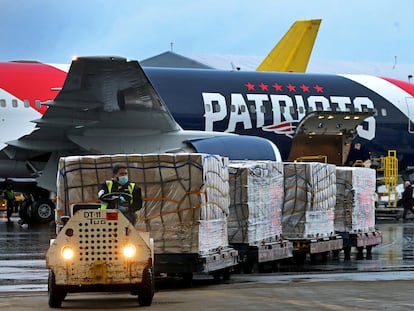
(262, 121, 299, 138)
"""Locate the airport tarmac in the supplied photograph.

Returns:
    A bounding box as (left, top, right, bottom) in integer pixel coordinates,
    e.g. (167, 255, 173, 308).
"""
(2, 273, 414, 310)
(1, 213, 414, 310)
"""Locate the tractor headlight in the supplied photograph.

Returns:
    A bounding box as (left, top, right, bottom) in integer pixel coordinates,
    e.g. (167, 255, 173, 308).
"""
(61, 246, 75, 260)
(123, 245, 136, 258)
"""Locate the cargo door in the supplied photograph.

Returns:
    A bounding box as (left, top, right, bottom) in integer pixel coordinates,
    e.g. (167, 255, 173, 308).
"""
(288, 111, 374, 165)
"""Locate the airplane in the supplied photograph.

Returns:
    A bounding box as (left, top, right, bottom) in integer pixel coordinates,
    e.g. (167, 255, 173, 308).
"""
(1, 56, 414, 224)
(256, 19, 321, 72)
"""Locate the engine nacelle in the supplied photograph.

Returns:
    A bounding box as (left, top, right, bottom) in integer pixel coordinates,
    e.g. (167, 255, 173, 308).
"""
(187, 136, 282, 161)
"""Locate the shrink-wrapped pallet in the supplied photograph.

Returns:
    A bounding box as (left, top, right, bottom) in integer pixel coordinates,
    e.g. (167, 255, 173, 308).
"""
(57, 153, 230, 254)
(282, 162, 336, 238)
(228, 161, 284, 244)
(335, 167, 376, 232)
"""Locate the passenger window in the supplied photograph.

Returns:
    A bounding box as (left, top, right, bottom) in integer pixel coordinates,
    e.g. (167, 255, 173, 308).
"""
(381, 108, 387, 117)
(0, 99, 5, 107)
(12, 99, 18, 108)
(24, 99, 30, 108)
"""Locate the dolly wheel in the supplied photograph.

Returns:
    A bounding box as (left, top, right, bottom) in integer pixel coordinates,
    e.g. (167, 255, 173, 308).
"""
(48, 271, 67, 308)
(138, 268, 155, 306)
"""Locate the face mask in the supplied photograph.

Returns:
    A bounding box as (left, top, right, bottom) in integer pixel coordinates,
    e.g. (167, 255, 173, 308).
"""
(117, 175, 128, 185)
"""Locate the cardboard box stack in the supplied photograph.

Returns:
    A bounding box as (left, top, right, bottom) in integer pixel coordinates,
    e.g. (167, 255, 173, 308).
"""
(57, 153, 230, 254)
(228, 161, 284, 245)
(282, 162, 336, 238)
(335, 166, 376, 233)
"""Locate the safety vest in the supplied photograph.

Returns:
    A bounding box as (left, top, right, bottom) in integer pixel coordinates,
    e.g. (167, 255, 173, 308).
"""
(4, 189, 14, 201)
(100, 180, 135, 210)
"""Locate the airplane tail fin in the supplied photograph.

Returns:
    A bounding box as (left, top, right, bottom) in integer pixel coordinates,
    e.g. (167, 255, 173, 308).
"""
(256, 19, 321, 73)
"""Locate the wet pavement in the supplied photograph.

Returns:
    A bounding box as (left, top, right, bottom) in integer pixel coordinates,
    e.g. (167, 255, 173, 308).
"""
(1, 212, 414, 292)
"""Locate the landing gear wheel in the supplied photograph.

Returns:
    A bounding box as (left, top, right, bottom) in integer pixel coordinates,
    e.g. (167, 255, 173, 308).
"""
(138, 268, 155, 306)
(29, 199, 55, 223)
(48, 270, 67, 308)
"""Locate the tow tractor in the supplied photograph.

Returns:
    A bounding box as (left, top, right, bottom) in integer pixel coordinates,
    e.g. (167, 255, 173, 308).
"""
(46, 193, 155, 308)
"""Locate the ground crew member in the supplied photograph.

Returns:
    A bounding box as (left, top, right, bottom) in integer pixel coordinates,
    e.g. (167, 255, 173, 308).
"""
(98, 164, 142, 225)
(3, 182, 15, 223)
(400, 180, 414, 221)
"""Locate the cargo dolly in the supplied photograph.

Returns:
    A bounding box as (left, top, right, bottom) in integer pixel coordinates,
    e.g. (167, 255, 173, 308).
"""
(336, 230, 382, 260)
(288, 234, 344, 263)
(154, 246, 238, 284)
(231, 239, 293, 273)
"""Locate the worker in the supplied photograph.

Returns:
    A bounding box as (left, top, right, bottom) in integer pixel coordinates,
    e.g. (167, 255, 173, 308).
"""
(400, 180, 414, 222)
(98, 164, 142, 225)
(3, 182, 15, 223)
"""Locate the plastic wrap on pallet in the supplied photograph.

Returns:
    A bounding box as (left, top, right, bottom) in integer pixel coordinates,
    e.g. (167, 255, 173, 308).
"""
(282, 162, 336, 238)
(228, 161, 284, 244)
(57, 153, 230, 254)
(335, 166, 376, 232)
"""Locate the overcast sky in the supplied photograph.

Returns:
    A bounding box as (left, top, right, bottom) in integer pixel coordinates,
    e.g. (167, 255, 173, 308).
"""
(1, 0, 413, 78)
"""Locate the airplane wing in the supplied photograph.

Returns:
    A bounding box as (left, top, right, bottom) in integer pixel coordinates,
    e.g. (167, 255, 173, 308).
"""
(2, 57, 184, 189)
(256, 19, 321, 73)
(7, 56, 183, 154)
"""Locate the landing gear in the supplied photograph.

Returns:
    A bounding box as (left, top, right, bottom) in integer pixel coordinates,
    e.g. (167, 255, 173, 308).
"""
(19, 197, 55, 224)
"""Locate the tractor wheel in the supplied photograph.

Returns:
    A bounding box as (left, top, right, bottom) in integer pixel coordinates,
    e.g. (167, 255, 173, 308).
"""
(48, 271, 67, 308)
(137, 268, 155, 306)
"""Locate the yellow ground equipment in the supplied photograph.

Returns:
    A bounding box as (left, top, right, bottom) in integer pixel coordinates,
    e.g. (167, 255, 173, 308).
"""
(46, 196, 154, 308)
(375, 150, 398, 207)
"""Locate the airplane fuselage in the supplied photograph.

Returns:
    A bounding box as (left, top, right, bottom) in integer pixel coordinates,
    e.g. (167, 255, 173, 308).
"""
(1, 62, 414, 177)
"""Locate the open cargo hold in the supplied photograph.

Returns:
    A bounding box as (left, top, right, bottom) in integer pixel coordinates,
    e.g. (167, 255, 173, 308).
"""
(57, 153, 238, 276)
(228, 161, 292, 270)
(335, 166, 382, 259)
(282, 162, 343, 256)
